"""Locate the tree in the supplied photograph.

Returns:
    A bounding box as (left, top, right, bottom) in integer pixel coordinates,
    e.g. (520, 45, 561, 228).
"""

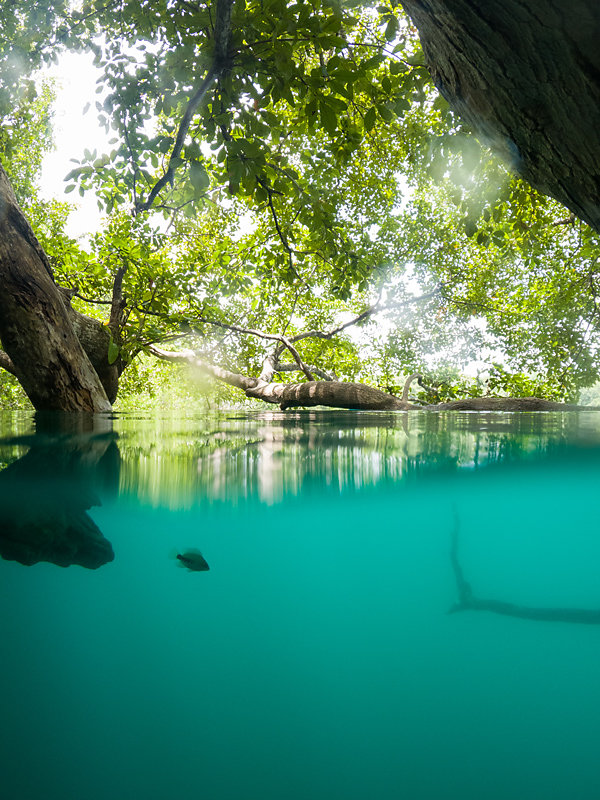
(0, 0, 112, 409)
(2, 0, 449, 411)
(1, 0, 599, 412)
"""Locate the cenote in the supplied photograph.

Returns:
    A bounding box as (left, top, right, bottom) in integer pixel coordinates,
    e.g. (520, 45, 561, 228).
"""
(2, 409, 600, 800)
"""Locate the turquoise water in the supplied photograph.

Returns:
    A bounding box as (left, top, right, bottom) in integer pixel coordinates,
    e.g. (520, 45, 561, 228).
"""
(2, 410, 600, 799)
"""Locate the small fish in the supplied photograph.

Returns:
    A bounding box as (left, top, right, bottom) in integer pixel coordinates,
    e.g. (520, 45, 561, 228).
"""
(174, 548, 210, 571)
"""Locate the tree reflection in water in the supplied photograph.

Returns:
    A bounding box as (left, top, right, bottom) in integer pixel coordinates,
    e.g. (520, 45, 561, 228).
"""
(0, 413, 118, 569)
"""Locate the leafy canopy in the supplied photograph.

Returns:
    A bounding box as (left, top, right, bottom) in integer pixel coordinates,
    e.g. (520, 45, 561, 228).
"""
(2, 0, 600, 406)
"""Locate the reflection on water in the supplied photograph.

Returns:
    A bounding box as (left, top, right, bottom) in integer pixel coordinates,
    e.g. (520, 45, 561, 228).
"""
(2, 410, 600, 800)
(3, 409, 595, 508)
(0, 414, 118, 568)
(117, 410, 600, 505)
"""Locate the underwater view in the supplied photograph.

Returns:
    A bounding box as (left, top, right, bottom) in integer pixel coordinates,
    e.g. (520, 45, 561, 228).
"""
(2, 409, 600, 800)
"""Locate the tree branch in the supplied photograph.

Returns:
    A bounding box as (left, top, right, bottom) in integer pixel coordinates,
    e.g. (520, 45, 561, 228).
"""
(449, 511, 600, 624)
(148, 344, 259, 391)
(0, 349, 17, 376)
(189, 317, 315, 380)
(272, 362, 337, 381)
(261, 182, 307, 286)
(109, 265, 127, 335)
(135, 0, 233, 212)
(289, 286, 442, 346)
(401, 373, 422, 402)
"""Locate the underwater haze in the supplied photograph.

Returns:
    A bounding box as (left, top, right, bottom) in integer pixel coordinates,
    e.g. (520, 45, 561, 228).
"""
(2, 409, 600, 800)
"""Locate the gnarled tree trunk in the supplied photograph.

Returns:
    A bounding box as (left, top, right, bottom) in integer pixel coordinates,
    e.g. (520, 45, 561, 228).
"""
(401, 0, 600, 232)
(0, 165, 111, 411)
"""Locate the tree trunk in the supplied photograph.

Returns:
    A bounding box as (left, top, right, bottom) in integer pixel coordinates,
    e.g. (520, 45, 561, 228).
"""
(0, 166, 111, 411)
(58, 288, 120, 404)
(400, 0, 600, 232)
(428, 397, 580, 411)
(247, 379, 413, 410)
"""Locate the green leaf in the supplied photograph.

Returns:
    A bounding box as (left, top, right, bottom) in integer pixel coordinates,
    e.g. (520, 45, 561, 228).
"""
(364, 107, 377, 132)
(389, 61, 407, 75)
(319, 101, 338, 136)
(384, 17, 399, 42)
(189, 160, 209, 193)
(377, 104, 394, 122)
(107, 337, 120, 365)
(464, 219, 478, 237)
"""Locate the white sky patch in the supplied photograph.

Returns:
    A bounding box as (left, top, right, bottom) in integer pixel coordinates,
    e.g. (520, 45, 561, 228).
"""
(39, 51, 110, 238)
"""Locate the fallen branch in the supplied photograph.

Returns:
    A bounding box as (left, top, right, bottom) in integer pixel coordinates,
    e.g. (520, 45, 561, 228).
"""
(147, 345, 414, 410)
(147, 343, 592, 412)
(449, 511, 600, 624)
(429, 397, 581, 411)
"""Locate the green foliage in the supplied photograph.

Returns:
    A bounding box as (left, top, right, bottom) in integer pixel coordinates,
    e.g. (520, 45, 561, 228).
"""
(3, 0, 600, 408)
(0, 79, 55, 204)
(0, 371, 31, 410)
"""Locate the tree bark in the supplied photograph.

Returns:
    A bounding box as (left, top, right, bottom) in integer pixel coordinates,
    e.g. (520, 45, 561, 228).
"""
(247, 379, 413, 410)
(400, 0, 600, 232)
(0, 166, 111, 411)
(57, 288, 120, 404)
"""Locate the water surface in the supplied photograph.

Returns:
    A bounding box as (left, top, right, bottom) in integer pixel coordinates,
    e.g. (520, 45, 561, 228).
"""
(2, 410, 600, 799)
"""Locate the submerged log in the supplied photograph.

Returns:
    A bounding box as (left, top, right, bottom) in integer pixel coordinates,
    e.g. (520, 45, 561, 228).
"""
(428, 397, 581, 411)
(449, 512, 600, 625)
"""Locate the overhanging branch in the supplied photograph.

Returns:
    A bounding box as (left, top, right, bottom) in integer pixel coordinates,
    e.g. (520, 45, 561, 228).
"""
(288, 286, 443, 346)
(135, 0, 233, 213)
(147, 344, 259, 391)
